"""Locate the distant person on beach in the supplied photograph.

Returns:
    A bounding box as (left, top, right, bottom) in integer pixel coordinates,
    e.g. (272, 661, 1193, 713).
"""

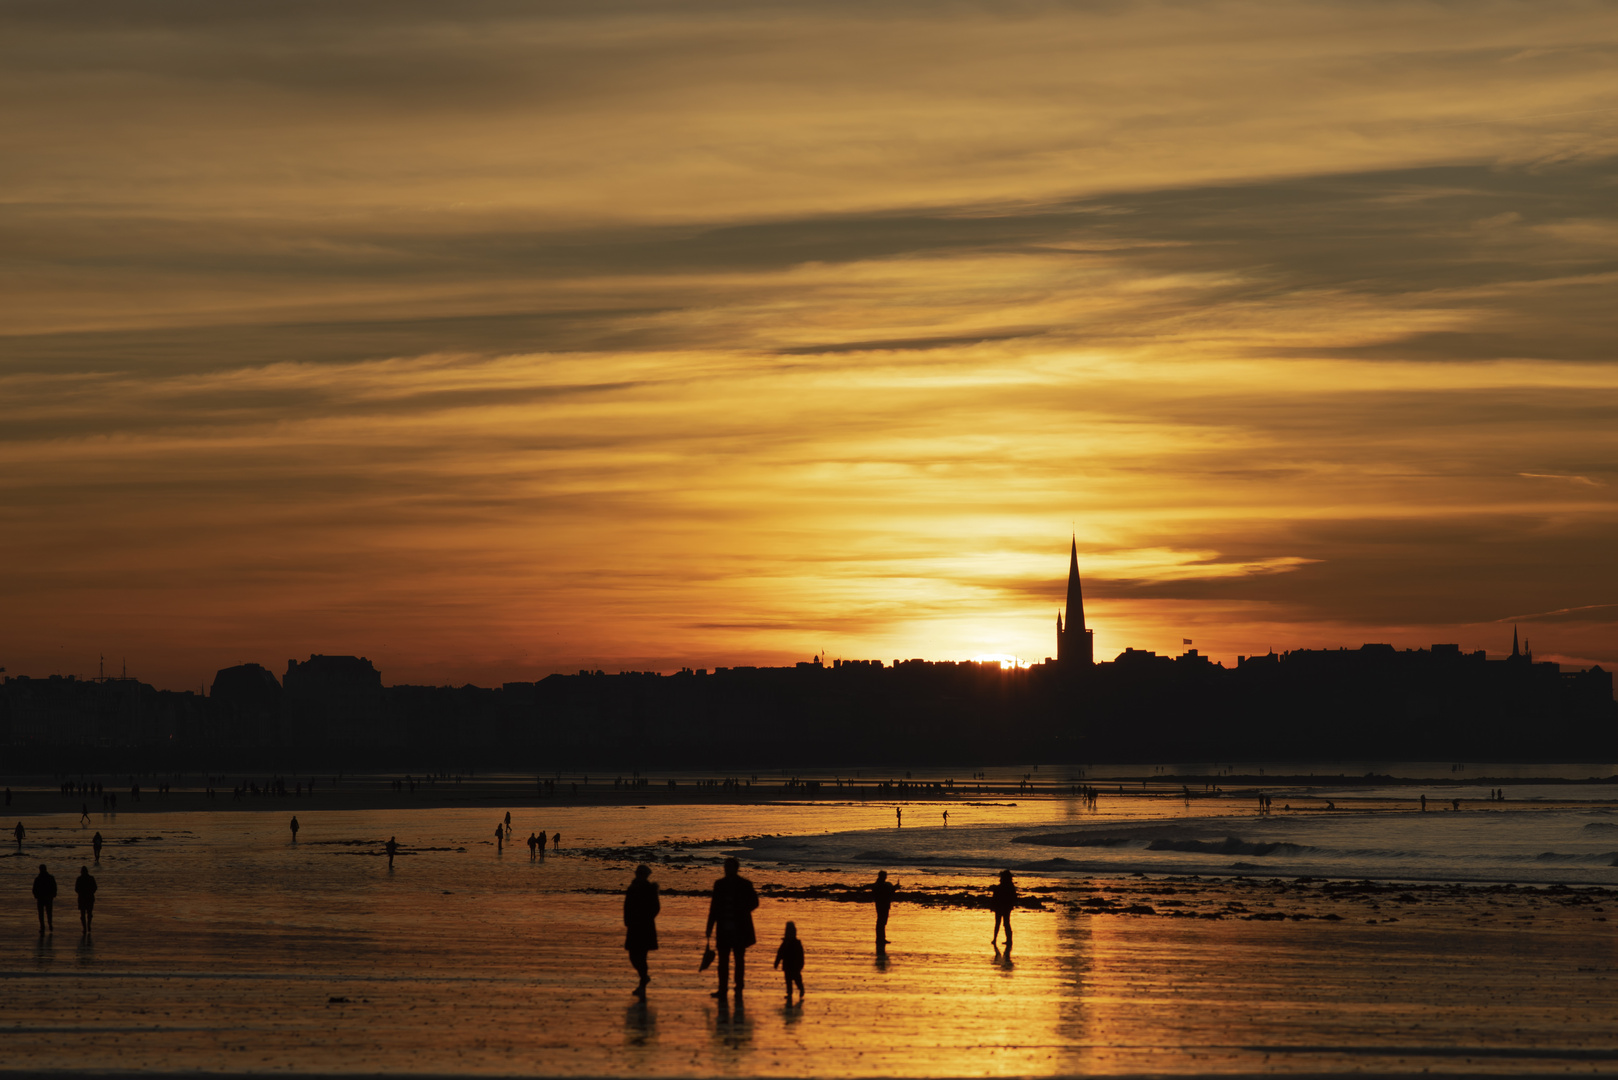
(990, 870, 1018, 951)
(552, 831, 560, 851)
(505, 811, 512, 835)
(92, 832, 103, 861)
(80, 803, 90, 826)
(33, 864, 56, 935)
(705, 856, 759, 999)
(527, 832, 538, 856)
(623, 864, 660, 999)
(942, 810, 949, 826)
(871, 870, 898, 950)
(289, 816, 299, 841)
(75, 866, 96, 934)
(773, 921, 805, 1004)
(14, 822, 23, 851)
(495, 824, 504, 851)
(386, 836, 398, 868)
(1420, 795, 1427, 812)
(896, 808, 902, 827)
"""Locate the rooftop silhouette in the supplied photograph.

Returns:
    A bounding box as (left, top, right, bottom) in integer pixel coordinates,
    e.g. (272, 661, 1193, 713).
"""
(2, 543, 1611, 768)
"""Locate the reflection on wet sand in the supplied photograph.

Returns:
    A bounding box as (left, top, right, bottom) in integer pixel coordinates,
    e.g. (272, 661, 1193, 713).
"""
(0, 802, 1614, 1075)
(623, 1002, 656, 1048)
(710, 998, 752, 1053)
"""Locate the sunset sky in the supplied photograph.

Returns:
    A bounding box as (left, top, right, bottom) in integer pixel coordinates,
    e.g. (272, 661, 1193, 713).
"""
(5, 1, 1618, 690)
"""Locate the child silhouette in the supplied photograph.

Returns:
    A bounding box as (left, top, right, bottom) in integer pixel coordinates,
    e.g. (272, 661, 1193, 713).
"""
(773, 921, 805, 1004)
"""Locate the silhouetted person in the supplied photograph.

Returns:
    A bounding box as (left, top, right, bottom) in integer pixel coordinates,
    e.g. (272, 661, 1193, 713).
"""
(990, 869, 1017, 951)
(552, 831, 560, 851)
(527, 832, 538, 856)
(91, 832, 103, 861)
(705, 856, 759, 999)
(773, 921, 805, 1004)
(942, 810, 949, 826)
(33, 864, 56, 935)
(505, 811, 512, 835)
(495, 823, 504, 851)
(895, 808, 902, 827)
(385, 836, 398, 868)
(75, 866, 96, 934)
(623, 864, 660, 999)
(14, 821, 23, 851)
(289, 816, 299, 841)
(871, 870, 898, 950)
(1420, 794, 1427, 812)
(80, 803, 90, 826)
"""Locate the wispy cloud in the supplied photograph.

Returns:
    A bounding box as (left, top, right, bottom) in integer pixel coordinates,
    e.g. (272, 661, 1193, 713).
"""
(4, 1, 1618, 685)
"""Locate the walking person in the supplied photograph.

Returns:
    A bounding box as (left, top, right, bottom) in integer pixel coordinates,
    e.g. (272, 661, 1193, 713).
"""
(494, 823, 504, 852)
(705, 856, 759, 1000)
(385, 836, 398, 868)
(13, 821, 23, 851)
(91, 832, 103, 862)
(990, 869, 1018, 952)
(623, 864, 660, 999)
(75, 866, 97, 934)
(32, 864, 57, 935)
(871, 870, 898, 951)
(774, 921, 805, 1004)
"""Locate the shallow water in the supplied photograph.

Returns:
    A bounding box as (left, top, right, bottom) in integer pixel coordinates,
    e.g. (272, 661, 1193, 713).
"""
(2, 793, 1617, 1075)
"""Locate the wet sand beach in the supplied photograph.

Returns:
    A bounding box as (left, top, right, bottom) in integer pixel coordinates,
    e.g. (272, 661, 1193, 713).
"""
(3, 777, 1617, 1076)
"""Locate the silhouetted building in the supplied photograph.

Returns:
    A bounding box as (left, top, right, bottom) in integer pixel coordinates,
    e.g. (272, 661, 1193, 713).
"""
(283, 655, 384, 747)
(1056, 536, 1094, 667)
(1, 538, 1611, 766)
(209, 663, 283, 746)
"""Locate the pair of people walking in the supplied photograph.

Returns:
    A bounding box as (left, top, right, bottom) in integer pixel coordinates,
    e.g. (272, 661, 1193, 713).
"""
(32, 865, 96, 935)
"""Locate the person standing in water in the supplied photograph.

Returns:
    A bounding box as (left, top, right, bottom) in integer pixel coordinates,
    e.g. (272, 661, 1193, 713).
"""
(385, 836, 398, 868)
(990, 869, 1018, 952)
(91, 832, 103, 861)
(75, 866, 97, 934)
(622, 864, 660, 999)
(773, 921, 805, 1004)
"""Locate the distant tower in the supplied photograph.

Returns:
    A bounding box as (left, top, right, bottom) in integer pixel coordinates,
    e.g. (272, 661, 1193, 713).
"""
(1057, 536, 1094, 666)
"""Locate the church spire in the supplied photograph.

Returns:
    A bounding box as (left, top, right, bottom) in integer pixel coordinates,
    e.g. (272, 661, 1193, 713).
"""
(1512, 625, 1520, 658)
(1059, 534, 1094, 666)
(1066, 534, 1085, 637)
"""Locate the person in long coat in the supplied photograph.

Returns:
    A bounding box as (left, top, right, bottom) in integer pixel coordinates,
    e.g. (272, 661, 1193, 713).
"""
(705, 856, 759, 998)
(623, 864, 660, 999)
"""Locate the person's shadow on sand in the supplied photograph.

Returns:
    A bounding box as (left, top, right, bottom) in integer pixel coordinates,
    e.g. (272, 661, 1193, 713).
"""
(623, 1001, 656, 1048)
(710, 997, 752, 1050)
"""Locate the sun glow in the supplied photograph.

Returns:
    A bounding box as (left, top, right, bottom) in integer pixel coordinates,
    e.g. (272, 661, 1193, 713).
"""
(971, 653, 1032, 670)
